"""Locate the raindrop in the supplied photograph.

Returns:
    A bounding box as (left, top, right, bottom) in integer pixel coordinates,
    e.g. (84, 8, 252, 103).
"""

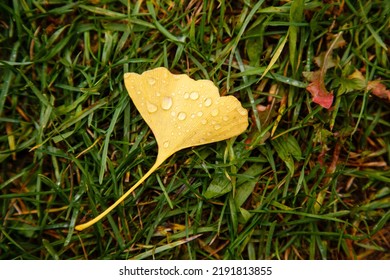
(190, 91, 199, 100)
(214, 124, 221, 130)
(171, 111, 176, 117)
(201, 119, 207, 125)
(184, 92, 190, 99)
(191, 113, 196, 118)
(136, 90, 142, 95)
(178, 112, 187, 120)
(237, 107, 247, 116)
(148, 77, 156, 85)
(163, 141, 169, 148)
(147, 101, 158, 113)
(211, 108, 219, 117)
(204, 98, 212, 107)
(197, 111, 203, 117)
(161, 96, 173, 110)
(223, 116, 229, 121)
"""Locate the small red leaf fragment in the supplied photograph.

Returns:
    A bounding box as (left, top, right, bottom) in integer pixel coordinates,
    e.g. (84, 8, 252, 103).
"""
(306, 73, 334, 109)
(367, 80, 390, 101)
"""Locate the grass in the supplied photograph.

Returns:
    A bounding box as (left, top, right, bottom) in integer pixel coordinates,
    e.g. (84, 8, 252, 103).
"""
(0, 0, 389, 260)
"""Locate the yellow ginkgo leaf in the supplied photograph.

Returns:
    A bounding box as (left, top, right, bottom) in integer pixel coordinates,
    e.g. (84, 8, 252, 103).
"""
(75, 67, 248, 231)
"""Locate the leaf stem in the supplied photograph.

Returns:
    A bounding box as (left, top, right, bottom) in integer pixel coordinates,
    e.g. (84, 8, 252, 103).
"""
(320, 31, 343, 83)
(75, 154, 167, 231)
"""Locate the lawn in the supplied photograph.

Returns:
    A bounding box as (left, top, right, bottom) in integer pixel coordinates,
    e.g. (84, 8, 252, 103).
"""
(0, 0, 389, 260)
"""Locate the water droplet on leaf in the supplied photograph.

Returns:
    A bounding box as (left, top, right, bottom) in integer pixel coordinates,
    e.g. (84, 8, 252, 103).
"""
(190, 91, 199, 100)
(204, 98, 212, 107)
(148, 78, 156, 85)
(237, 107, 247, 116)
(178, 112, 187, 120)
(147, 101, 158, 113)
(161, 96, 173, 110)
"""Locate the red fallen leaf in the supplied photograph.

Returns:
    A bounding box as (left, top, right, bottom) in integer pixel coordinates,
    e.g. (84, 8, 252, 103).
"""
(367, 80, 390, 101)
(304, 32, 344, 110)
(306, 72, 334, 109)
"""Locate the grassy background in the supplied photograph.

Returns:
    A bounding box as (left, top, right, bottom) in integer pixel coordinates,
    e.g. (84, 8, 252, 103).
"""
(1, 0, 389, 260)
